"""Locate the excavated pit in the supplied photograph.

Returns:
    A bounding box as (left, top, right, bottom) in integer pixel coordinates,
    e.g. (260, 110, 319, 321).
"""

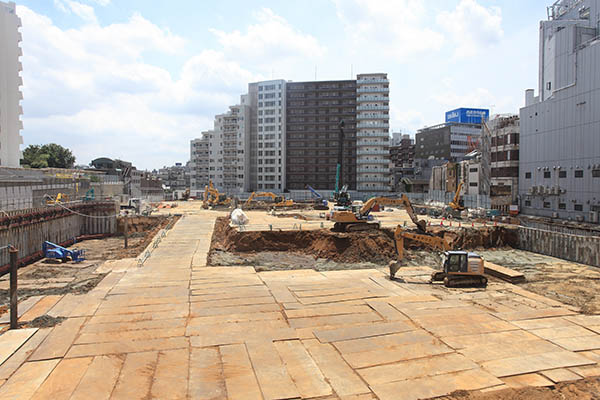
(208, 217, 519, 271)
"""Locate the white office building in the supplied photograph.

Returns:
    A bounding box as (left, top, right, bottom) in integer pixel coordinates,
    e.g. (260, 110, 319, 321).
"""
(0, 1, 23, 167)
(356, 73, 390, 192)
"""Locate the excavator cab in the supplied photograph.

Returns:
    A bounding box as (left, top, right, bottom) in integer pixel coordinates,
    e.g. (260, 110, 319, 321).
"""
(431, 251, 487, 288)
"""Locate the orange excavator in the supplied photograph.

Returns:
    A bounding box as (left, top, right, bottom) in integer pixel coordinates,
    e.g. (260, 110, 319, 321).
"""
(244, 192, 293, 208)
(202, 181, 231, 209)
(331, 194, 426, 232)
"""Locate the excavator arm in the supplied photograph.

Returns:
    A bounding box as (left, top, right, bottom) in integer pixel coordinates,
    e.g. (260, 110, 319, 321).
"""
(390, 225, 453, 278)
(449, 182, 465, 211)
(359, 195, 427, 232)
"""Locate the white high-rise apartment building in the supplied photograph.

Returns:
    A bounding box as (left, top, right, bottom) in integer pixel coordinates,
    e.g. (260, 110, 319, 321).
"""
(0, 1, 23, 167)
(356, 73, 390, 191)
(248, 80, 286, 192)
(220, 104, 250, 193)
(189, 134, 209, 197)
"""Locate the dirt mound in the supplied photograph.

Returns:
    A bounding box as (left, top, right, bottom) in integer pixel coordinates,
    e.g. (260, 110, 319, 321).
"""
(210, 217, 397, 264)
(27, 315, 66, 328)
(209, 217, 520, 267)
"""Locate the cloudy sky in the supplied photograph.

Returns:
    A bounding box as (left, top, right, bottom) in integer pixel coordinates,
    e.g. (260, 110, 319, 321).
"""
(17, 0, 547, 170)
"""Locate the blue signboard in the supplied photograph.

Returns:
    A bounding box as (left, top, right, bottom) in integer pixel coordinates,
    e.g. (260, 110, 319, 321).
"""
(445, 108, 489, 124)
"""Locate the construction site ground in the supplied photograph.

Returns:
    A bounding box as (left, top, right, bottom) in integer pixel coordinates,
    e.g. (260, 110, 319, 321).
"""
(0, 202, 599, 399)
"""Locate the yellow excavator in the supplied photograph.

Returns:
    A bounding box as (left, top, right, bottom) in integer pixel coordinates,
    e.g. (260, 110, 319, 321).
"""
(46, 193, 69, 205)
(202, 181, 231, 209)
(448, 182, 465, 213)
(331, 194, 426, 232)
(244, 192, 294, 208)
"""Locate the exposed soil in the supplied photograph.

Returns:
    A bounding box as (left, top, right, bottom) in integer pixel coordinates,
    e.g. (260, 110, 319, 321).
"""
(441, 377, 600, 400)
(26, 315, 66, 328)
(0, 215, 178, 308)
(208, 217, 518, 270)
(480, 249, 600, 314)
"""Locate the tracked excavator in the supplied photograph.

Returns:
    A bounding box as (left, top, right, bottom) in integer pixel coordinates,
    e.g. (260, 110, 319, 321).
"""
(244, 192, 294, 208)
(202, 181, 231, 209)
(331, 194, 427, 232)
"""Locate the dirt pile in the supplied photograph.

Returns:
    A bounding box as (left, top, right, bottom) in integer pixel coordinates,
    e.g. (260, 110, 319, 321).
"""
(442, 376, 600, 400)
(210, 217, 397, 264)
(208, 217, 520, 268)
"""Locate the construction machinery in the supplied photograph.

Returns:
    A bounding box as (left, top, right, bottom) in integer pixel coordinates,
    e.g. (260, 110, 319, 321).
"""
(83, 188, 95, 202)
(331, 194, 426, 232)
(244, 192, 293, 208)
(430, 251, 488, 287)
(42, 241, 86, 263)
(203, 181, 231, 209)
(332, 120, 352, 209)
(306, 185, 329, 210)
(389, 225, 453, 279)
(46, 193, 69, 205)
(449, 182, 465, 212)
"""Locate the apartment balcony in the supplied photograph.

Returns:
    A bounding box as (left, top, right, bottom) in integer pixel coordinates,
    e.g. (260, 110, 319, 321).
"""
(357, 87, 389, 94)
(357, 131, 389, 138)
(358, 185, 390, 192)
(356, 159, 389, 165)
(357, 149, 389, 156)
(356, 105, 389, 111)
(357, 176, 390, 183)
(357, 78, 389, 85)
(357, 122, 389, 129)
(356, 114, 388, 120)
(357, 168, 387, 173)
(356, 96, 389, 102)
(357, 141, 387, 147)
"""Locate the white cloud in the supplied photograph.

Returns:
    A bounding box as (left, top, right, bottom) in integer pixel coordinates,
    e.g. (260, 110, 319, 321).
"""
(54, 0, 98, 24)
(210, 8, 326, 72)
(90, 0, 110, 5)
(430, 87, 513, 116)
(17, 5, 257, 169)
(333, 0, 445, 60)
(437, 0, 504, 57)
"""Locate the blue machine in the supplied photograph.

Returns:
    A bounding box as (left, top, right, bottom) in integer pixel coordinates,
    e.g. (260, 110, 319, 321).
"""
(306, 185, 329, 210)
(42, 241, 86, 263)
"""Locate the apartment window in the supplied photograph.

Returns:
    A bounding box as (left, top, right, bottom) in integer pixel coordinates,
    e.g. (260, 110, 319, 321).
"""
(525, 172, 531, 179)
(592, 169, 600, 178)
(559, 203, 566, 210)
(469, 168, 478, 173)
(469, 182, 478, 187)
(544, 171, 551, 179)
(575, 170, 584, 178)
(575, 204, 583, 211)
(559, 170, 567, 178)
(543, 202, 551, 208)
(525, 200, 531, 207)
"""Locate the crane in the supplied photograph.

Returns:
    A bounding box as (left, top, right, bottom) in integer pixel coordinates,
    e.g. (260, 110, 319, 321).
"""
(306, 185, 329, 210)
(331, 194, 426, 232)
(244, 192, 293, 208)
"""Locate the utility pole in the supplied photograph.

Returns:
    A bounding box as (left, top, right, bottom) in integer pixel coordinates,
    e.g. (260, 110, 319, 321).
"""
(338, 119, 345, 191)
(9, 246, 18, 330)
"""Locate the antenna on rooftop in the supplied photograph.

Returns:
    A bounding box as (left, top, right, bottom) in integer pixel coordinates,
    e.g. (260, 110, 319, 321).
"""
(314, 65, 317, 80)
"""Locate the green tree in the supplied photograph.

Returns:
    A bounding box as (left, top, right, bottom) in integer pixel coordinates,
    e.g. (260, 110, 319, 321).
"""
(21, 143, 76, 169)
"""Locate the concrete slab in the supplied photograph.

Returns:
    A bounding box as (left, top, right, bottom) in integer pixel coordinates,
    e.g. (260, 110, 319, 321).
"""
(426, 320, 520, 337)
(191, 303, 280, 317)
(30, 357, 93, 399)
(341, 340, 454, 369)
(540, 368, 583, 383)
(190, 327, 297, 348)
(80, 318, 187, 334)
(365, 299, 410, 321)
(358, 352, 479, 386)
(0, 328, 50, 381)
(220, 343, 263, 400)
(246, 340, 300, 400)
(511, 317, 576, 330)
(530, 325, 595, 340)
(30, 317, 85, 361)
(298, 291, 384, 305)
(0, 328, 38, 367)
(70, 355, 125, 400)
(440, 329, 540, 350)
(111, 351, 158, 400)
(568, 364, 600, 377)
(333, 330, 432, 355)
(494, 308, 576, 321)
(481, 351, 595, 377)
(76, 327, 185, 344)
(19, 295, 63, 322)
(502, 373, 555, 388)
(314, 321, 414, 343)
(0, 296, 42, 324)
(285, 304, 372, 319)
(371, 368, 503, 400)
(0, 359, 59, 399)
(550, 334, 600, 351)
(459, 339, 563, 363)
(274, 340, 332, 399)
(66, 337, 188, 358)
(288, 312, 382, 329)
(303, 339, 369, 397)
(151, 349, 189, 400)
(188, 347, 226, 400)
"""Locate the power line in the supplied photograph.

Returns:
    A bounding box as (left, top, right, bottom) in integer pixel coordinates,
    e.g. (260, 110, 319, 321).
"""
(43, 195, 121, 219)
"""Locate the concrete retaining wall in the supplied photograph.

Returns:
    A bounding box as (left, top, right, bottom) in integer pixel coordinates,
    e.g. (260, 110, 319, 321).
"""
(517, 226, 600, 267)
(0, 201, 118, 271)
